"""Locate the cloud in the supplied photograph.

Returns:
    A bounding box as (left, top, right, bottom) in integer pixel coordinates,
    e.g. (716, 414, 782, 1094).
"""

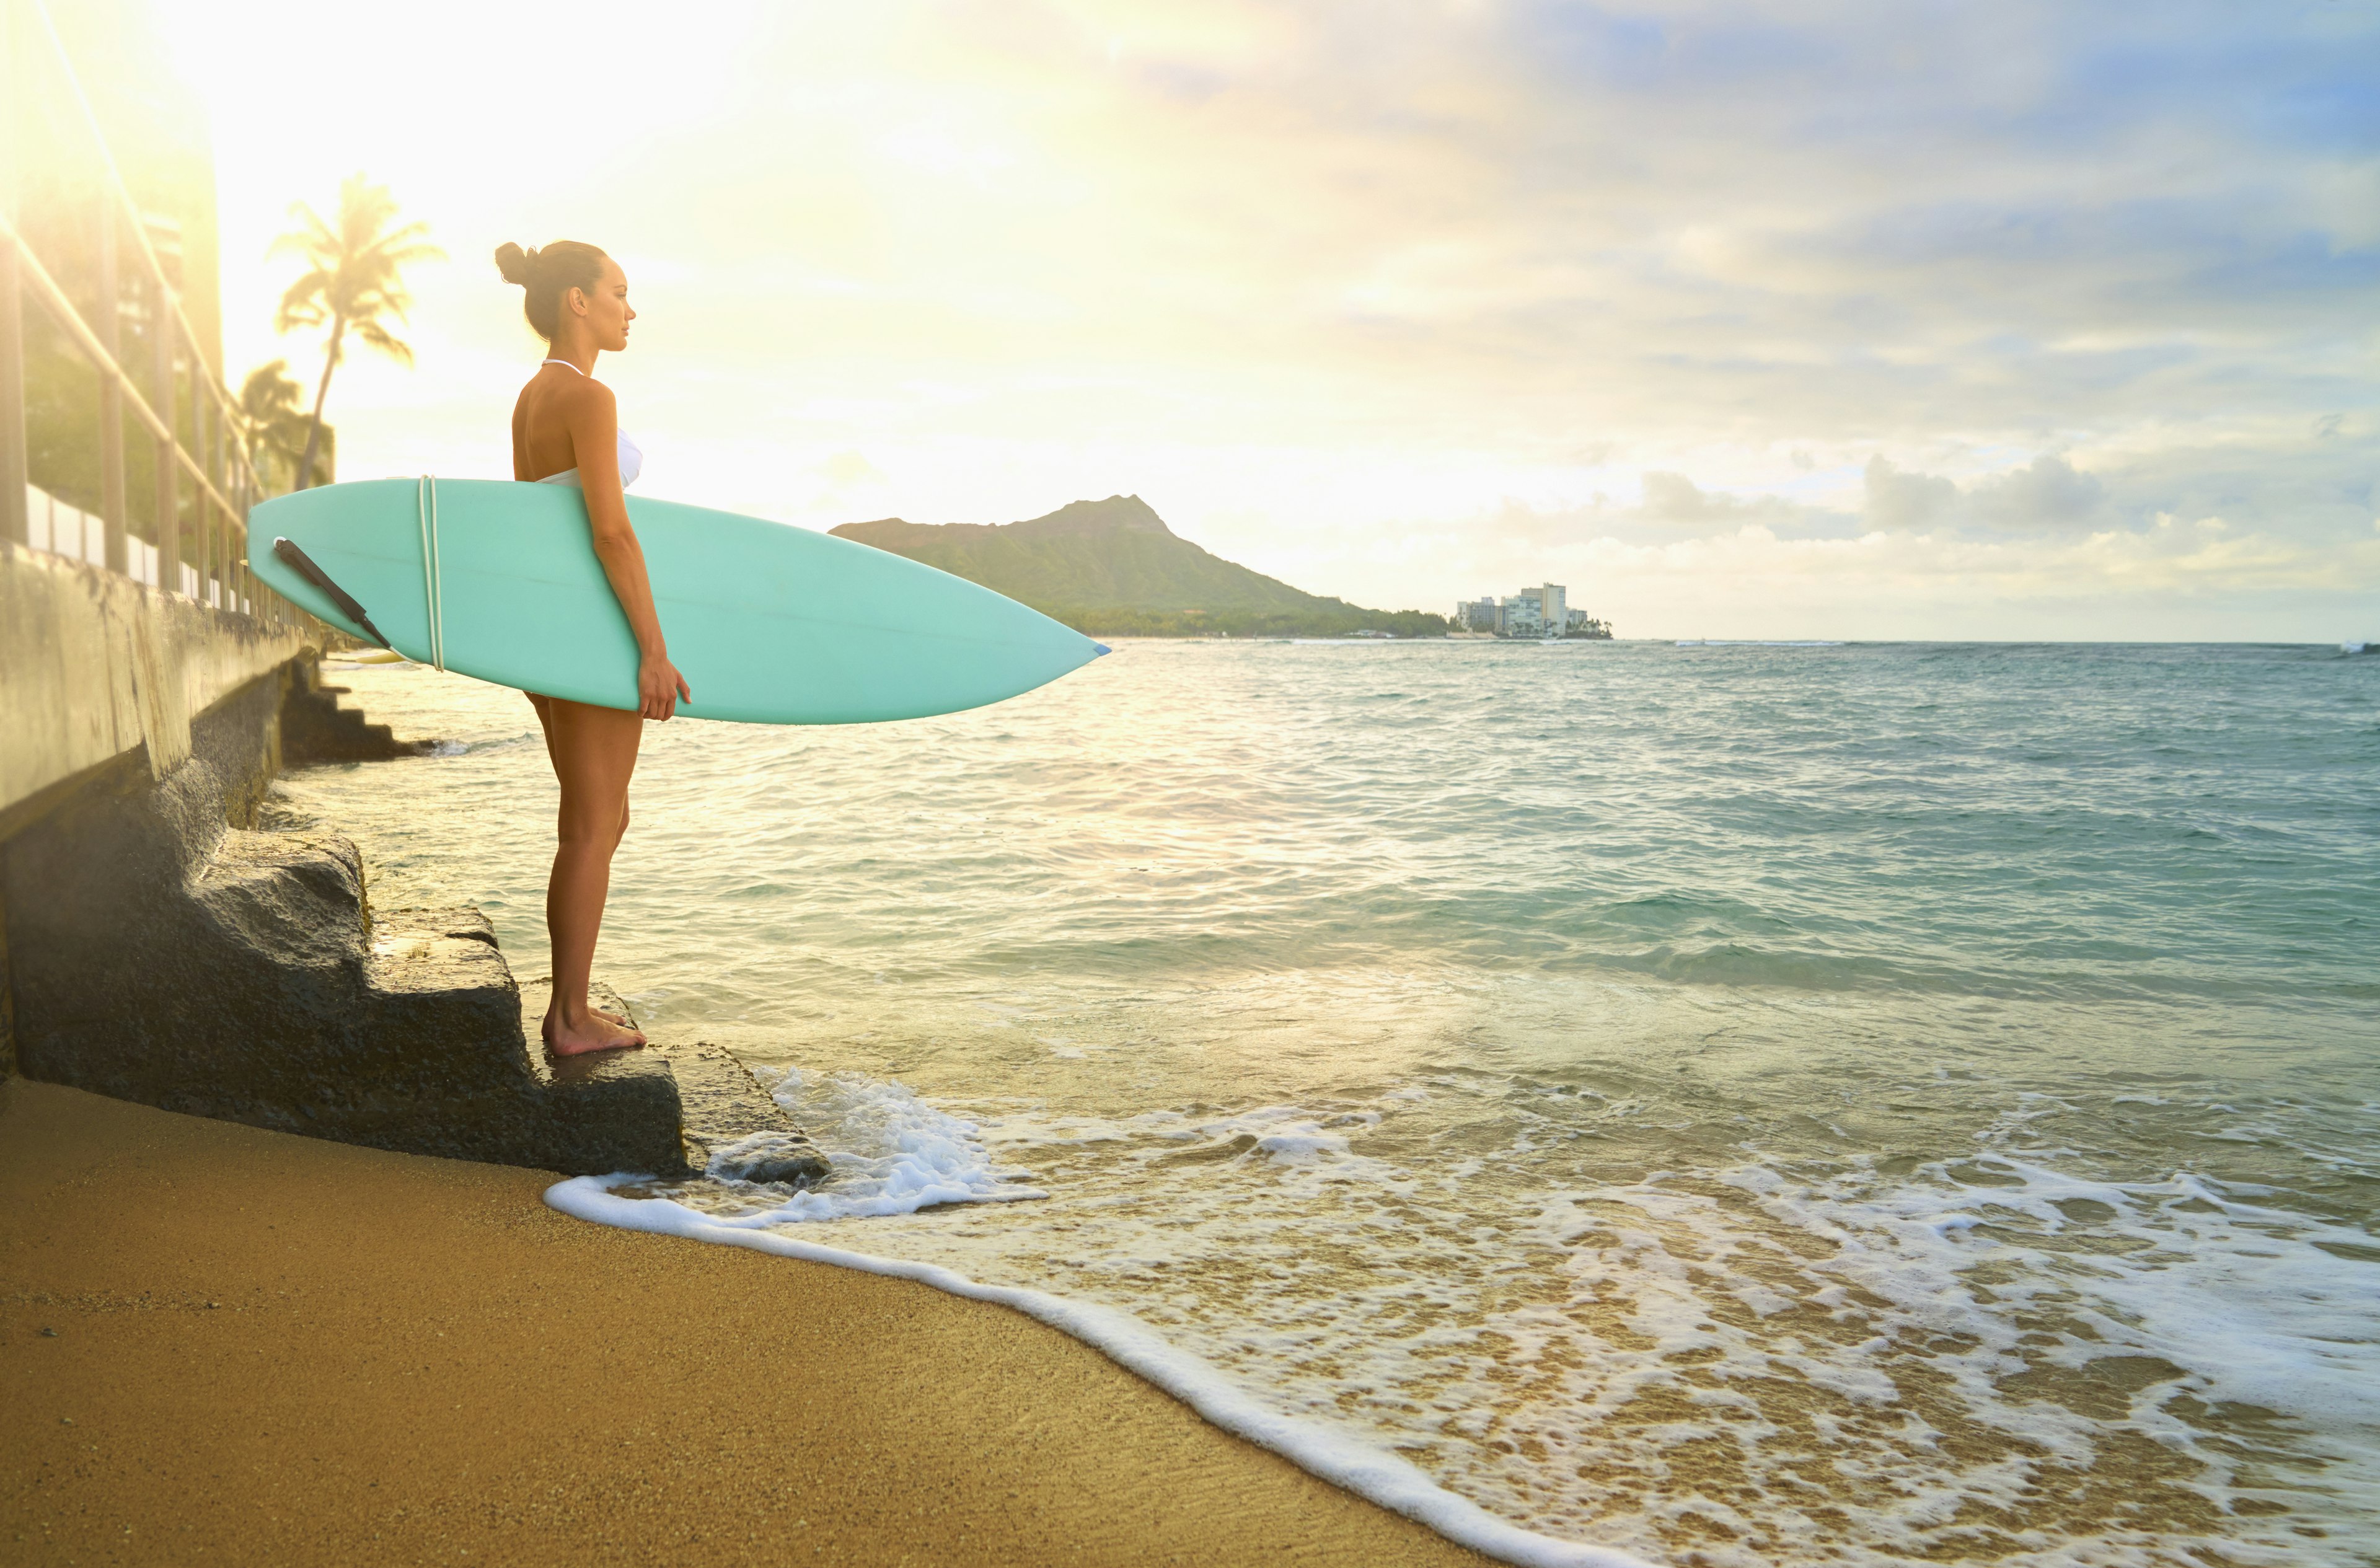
(1862, 458, 1960, 532)
(175, 0, 2380, 637)
(1611, 471, 1853, 540)
(1367, 418, 2380, 640)
(1863, 452, 2107, 535)
(1973, 454, 2106, 531)
(1639, 472, 1736, 526)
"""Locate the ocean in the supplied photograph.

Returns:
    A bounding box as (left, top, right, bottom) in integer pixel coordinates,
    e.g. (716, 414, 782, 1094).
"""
(284, 640, 2378, 1567)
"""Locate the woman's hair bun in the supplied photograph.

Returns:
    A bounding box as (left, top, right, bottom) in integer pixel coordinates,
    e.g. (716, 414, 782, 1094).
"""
(494, 242, 536, 286)
(493, 238, 610, 340)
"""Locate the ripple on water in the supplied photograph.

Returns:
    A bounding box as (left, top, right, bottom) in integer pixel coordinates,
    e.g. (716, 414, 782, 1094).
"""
(288, 642, 2379, 1566)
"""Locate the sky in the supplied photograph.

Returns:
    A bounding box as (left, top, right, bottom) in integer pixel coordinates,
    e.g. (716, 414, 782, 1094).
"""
(154, 0, 2378, 640)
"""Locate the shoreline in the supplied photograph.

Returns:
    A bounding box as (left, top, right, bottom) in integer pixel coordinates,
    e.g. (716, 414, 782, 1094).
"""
(553, 1178, 1653, 1568)
(1, 1080, 1493, 1567)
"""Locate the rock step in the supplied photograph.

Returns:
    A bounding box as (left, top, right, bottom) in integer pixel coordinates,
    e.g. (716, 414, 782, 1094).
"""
(516, 974, 830, 1187)
(6, 661, 811, 1186)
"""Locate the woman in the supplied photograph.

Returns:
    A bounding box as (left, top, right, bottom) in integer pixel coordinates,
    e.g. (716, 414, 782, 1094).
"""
(495, 240, 690, 1055)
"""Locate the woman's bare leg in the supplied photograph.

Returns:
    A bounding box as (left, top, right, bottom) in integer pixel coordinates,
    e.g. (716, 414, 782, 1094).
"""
(532, 693, 647, 1055)
(527, 694, 633, 1035)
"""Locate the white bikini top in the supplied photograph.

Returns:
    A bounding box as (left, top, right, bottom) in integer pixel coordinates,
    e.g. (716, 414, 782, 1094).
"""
(532, 358, 643, 489)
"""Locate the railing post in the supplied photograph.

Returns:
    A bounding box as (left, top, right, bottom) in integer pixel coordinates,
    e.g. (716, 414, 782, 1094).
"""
(95, 195, 126, 573)
(0, 227, 21, 550)
(151, 270, 177, 593)
(0, 0, 27, 548)
(234, 471, 250, 615)
(16, 4, 304, 625)
(234, 469, 247, 613)
(193, 364, 212, 602)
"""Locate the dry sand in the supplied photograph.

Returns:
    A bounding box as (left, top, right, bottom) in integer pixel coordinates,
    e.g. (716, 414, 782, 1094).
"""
(1, 1080, 1492, 1567)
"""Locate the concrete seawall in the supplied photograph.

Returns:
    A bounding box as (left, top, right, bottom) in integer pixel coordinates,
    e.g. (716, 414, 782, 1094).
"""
(0, 541, 825, 1183)
(0, 540, 304, 840)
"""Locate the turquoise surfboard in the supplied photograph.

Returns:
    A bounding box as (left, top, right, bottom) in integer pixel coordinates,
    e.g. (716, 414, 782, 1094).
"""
(247, 478, 1106, 724)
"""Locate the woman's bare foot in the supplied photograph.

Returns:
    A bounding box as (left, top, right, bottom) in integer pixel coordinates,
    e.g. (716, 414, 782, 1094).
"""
(541, 1005, 637, 1046)
(544, 1008, 646, 1056)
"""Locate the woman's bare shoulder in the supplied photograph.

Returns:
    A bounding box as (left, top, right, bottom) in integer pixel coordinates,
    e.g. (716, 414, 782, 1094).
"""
(553, 371, 617, 421)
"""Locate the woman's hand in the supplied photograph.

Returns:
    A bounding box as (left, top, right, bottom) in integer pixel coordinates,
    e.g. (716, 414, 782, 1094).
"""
(638, 651, 692, 720)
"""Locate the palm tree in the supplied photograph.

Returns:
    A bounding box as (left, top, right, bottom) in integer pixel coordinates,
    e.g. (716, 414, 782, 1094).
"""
(271, 175, 441, 490)
(235, 359, 328, 493)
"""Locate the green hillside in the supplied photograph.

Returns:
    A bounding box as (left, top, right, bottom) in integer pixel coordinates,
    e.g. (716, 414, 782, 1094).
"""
(829, 496, 1448, 638)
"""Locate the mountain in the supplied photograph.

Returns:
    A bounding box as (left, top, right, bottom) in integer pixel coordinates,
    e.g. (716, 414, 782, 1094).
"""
(829, 496, 1448, 638)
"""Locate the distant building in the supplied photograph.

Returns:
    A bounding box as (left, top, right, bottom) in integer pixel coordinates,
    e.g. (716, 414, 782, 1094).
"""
(1452, 581, 1612, 638)
(1501, 584, 1564, 636)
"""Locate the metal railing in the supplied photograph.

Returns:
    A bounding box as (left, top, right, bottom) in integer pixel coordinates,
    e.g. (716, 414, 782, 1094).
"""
(0, 0, 312, 630)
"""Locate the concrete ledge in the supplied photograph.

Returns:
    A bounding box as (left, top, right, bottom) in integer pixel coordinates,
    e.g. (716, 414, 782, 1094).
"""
(0, 689, 697, 1176)
(0, 540, 306, 827)
(0, 539, 824, 1181)
(524, 971, 832, 1185)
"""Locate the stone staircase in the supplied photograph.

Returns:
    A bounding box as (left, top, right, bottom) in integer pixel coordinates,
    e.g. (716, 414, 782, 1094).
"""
(2, 667, 826, 1184)
(281, 662, 431, 765)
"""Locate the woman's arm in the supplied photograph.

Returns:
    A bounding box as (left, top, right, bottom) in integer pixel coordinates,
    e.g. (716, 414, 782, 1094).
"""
(560, 379, 691, 720)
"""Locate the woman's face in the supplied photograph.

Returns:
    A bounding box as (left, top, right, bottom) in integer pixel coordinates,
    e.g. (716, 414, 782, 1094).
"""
(571, 257, 635, 352)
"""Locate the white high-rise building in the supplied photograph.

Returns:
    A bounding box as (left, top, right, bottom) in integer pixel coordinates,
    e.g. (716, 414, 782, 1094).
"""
(1458, 581, 1602, 636)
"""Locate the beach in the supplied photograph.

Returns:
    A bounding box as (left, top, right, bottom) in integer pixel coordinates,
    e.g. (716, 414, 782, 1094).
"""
(9, 638, 2371, 1567)
(0, 1080, 1489, 1567)
(5, 6, 2366, 1561)
(270, 640, 2376, 1565)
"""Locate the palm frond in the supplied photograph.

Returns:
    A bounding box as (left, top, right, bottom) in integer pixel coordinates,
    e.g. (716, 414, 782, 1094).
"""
(350, 317, 414, 366)
(274, 268, 333, 332)
(237, 359, 299, 419)
(269, 201, 338, 262)
(234, 359, 317, 487)
(271, 172, 442, 467)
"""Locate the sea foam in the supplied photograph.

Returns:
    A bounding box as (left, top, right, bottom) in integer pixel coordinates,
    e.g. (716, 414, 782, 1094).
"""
(560, 1057, 2380, 1568)
(701, 1067, 1046, 1220)
(301, 643, 2380, 1566)
(545, 1171, 1656, 1568)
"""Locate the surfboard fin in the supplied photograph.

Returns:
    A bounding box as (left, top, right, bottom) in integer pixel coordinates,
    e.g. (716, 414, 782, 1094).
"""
(271, 537, 395, 651)
(1093, 643, 1113, 657)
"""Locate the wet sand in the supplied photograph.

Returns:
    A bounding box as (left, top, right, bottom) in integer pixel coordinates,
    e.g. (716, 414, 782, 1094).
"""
(0, 1080, 1492, 1567)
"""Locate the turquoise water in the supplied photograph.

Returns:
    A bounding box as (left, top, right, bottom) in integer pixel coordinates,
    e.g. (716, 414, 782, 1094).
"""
(289, 641, 2379, 1566)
